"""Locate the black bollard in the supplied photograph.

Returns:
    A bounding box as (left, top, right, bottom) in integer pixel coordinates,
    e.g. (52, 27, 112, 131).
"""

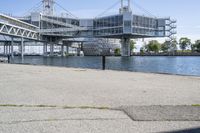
(102, 56, 106, 70)
(7, 55, 10, 63)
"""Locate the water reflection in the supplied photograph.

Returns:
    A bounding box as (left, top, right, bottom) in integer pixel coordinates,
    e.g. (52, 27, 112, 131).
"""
(11, 56, 200, 76)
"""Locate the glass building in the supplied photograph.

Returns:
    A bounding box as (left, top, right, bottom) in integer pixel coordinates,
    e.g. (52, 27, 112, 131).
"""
(93, 13, 166, 38)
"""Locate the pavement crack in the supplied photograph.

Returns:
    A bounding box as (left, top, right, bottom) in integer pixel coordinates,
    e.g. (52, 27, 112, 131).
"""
(0, 118, 128, 125)
(0, 104, 110, 110)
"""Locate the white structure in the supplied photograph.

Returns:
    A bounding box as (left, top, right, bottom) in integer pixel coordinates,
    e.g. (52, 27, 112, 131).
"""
(42, 0, 55, 16)
(0, 0, 176, 57)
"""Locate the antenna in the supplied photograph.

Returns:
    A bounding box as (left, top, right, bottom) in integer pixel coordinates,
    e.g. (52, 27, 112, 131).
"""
(42, 0, 55, 15)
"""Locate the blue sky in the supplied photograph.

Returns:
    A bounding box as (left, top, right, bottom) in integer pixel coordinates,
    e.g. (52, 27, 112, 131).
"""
(0, 0, 200, 42)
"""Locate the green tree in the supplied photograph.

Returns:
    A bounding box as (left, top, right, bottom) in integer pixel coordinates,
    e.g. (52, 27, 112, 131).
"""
(140, 47, 145, 55)
(130, 40, 136, 55)
(191, 43, 196, 52)
(161, 41, 170, 53)
(161, 39, 178, 53)
(114, 48, 121, 56)
(145, 40, 161, 53)
(179, 37, 191, 52)
(193, 40, 200, 52)
(171, 39, 178, 51)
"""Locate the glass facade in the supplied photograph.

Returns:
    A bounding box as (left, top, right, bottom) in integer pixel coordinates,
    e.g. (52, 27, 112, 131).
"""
(132, 15, 165, 37)
(93, 15, 123, 36)
(41, 16, 80, 29)
(93, 14, 166, 37)
(35, 13, 167, 38)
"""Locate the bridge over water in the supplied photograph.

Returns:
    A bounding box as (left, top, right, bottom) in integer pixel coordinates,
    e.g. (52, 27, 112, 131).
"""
(0, 0, 176, 57)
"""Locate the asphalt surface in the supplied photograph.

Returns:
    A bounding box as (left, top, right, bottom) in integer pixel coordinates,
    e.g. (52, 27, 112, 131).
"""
(0, 63, 200, 132)
(120, 105, 200, 121)
(0, 107, 200, 133)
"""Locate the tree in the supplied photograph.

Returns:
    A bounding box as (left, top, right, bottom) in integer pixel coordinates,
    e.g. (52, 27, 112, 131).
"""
(193, 40, 200, 52)
(161, 39, 178, 53)
(140, 47, 145, 54)
(191, 43, 196, 52)
(179, 37, 191, 52)
(145, 40, 161, 53)
(171, 39, 178, 51)
(161, 41, 170, 53)
(114, 48, 121, 56)
(130, 40, 136, 55)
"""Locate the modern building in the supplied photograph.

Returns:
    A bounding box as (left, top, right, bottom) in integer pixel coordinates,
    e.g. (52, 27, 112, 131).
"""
(0, 0, 176, 56)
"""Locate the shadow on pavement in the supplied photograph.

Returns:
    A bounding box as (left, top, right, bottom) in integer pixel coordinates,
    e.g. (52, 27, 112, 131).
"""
(161, 127, 200, 133)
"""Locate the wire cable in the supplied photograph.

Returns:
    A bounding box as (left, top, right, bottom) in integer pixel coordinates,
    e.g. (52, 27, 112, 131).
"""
(54, 2, 78, 19)
(131, 0, 156, 17)
(95, 0, 121, 19)
(22, 1, 43, 16)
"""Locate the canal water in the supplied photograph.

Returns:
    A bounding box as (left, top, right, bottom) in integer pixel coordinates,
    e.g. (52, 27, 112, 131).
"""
(10, 56, 200, 76)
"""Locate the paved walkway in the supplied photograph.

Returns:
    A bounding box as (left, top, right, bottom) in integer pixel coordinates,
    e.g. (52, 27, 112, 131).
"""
(0, 64, 199, 132)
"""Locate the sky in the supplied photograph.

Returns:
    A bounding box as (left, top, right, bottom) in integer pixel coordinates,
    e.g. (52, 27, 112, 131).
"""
(0, 0, 200, 42)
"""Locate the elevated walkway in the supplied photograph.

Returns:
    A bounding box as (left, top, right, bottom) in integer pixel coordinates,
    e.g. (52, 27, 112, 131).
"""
(0, 13, 39, 40)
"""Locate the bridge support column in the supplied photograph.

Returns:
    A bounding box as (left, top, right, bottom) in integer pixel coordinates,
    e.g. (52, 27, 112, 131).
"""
(3, 44, 7, 55)
(81, 42, 83, 51)
(121, 37, 131, 57)
(61, 45, 64, 57)
(5, 43, 8, 55)
(66, 45, 69, 55)
(3, 44, 6, 55)
(11, 37, 14, 58)
(43, 42, 48, 56)
(21, 37, 24, 58)
(8, 44, 11, 55)
(50, 43, 54, 56)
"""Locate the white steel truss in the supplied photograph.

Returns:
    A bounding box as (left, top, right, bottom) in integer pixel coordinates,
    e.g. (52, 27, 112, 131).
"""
(0, 21, 39, 40)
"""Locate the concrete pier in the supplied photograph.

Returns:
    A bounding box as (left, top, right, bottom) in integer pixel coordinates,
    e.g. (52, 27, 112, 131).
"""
(121, 37, 130, 56)
(43, 42, 48, 56)
(50, 43, 54, 56)
(66, 44, 69, 55)
(61, 45, 64, 56)
(20, 37, 24, 58)
(3, 45, 6, 55)
(0, 64, 199, 133)
(11, 37, 14, 58)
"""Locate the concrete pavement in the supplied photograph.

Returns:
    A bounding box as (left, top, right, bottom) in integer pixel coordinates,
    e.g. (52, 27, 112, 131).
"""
(0, 63, 199, 132)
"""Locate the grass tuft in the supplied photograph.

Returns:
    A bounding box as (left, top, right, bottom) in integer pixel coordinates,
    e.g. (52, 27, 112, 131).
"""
(192, 104, 200, 107)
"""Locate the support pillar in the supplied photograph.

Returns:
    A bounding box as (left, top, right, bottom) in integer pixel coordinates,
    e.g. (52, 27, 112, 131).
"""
(5, 43, 8, 55)
(8, 44, 11, 55)
(43, 42, 48, 56)
(11, 37, 14, 58)
(3, 43, 6, 55)
(77, 43, 81, 56)
(61, 45, 64, 56)
(21, 37, 24, 58)
(66, 44, 69, 55)
(50, 43, 54, 56)
(121, 37, 131, 57)
(81, 42, 83, 51)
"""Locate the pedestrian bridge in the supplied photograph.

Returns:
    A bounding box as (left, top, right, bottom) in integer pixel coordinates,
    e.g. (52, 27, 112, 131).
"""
(0, 13, 39, 40)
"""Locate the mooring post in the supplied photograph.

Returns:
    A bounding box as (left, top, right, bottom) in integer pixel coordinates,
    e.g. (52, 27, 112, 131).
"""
(102, 56, 106, 70)
(7, 54, 10, 63)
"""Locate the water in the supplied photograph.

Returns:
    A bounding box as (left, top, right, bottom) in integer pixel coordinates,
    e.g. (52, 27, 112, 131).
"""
(10, 56, 200, 76)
